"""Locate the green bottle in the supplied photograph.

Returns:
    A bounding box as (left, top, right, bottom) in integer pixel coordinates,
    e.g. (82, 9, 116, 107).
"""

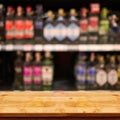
(42, 51, 54, 90)
(99, 7, 109, 44)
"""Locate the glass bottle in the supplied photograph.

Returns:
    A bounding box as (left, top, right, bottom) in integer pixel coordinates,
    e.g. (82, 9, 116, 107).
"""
(14, 6, 25, 44)
(43, 10, 55, 44)
(55, 8, 67, 44)
(88, 3, 100, 44)
(33, 52, 42, 90)
(42, 51, 54, 90)
(96, 55, 107, 90)
(86, 52, 96, 90)
(5, 6, 15, 44)
(67, 8, 80, 44)
(14, 51, 24, 90)
(23, 52, 33, 90)
(34, 5, 44, 44)
(99, 8, 109, 44)
(79, 7, 88, 44)
(117, 55, 120, 90)
(24, 6, 34, 44)
(74, 52, 87, 90)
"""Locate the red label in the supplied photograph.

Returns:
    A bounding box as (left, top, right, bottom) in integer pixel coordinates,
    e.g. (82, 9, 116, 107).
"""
(5, 20, 14, 40)
(14, 20, 25, 39)
(89, 17, 98, 28)
(80, 20, 88, 31)
(24, 20, 34, 38)
(90, 3, 100, 14)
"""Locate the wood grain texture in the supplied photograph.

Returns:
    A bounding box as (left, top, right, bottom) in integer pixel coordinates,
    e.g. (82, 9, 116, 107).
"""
(0, 91, 120, 115)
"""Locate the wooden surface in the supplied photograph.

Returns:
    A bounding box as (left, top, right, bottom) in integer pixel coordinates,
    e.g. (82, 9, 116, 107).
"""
(0, 91, 120, 116)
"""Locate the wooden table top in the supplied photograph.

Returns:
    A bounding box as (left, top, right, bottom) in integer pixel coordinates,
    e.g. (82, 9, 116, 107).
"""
(0, 91, 120, 117)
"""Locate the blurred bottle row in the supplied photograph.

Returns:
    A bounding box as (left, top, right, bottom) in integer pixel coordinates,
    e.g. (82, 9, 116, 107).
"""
(0, 3, 119, 44)
(12, 51, 120, 91)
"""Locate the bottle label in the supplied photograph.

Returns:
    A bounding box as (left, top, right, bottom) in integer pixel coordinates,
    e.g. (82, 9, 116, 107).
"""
(87, 67, 96, 84)
(42, 66, 53, 85)
(88, 16, 99, 32)
(108, 69, 118, 86)
(23, 66, 32, 85)
(25, 20, 34, 39)
(35, 20, 43, 29)
(15, 66, 22, 74)
(14, 20, 25, 39)
(33, 66, 42, 84)
(99, 20, 109, 35)
(55, 23, 67, 41)
(44, 23, 55, 41)
(67, 23, 80, 41)
(90, 3, 100, 14)
(5, 20, 14, 40)
(76, 66, 86, 84)
(96, 70, 107, 86)
(80, 19, 88, 33)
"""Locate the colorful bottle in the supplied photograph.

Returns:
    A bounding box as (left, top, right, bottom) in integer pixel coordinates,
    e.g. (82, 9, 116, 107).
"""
(86, 53, 96, 90)
(42, 51, 54, 90)
(23, 52, 33, 90)
(14, 51, 24, 90)
(107, 56, 118, 90)
(109, 14, 119, 44)
(74, 53, 87, 90)
(33, 52, 42, 90)
(67, 8, 80, 44)
(55, 8, 67, 44)
(14, 6, 25, 43)
(34, 5, 44, 44)
(88, 3, 100, 44)
(5, 6, 15, 43)
(99, 8, 109, 44)
(24, 6, 34, 44)
(96, 55, 107, 89)
(79, 7, 88, 44)
(43, 10, 55, 44)
(117, 55, 120, 90)
(0, 4, 5, 44)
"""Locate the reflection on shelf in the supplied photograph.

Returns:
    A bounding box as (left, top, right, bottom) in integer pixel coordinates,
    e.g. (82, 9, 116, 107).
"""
(0, 44, 120, 51)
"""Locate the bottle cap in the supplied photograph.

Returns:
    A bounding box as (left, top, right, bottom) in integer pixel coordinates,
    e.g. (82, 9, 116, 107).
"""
(47, 10, 55, 19)
(101, 7, 108, 18)
(90, 52, 95, 61)
(26, 6, 32, 12)
(17, 6, 23, 12)
(36, 4, 43, 14)
(70, 8, 77, 16)
(58, 8, 66, 16)
(90, 3, 100, 14)
(80, 7, 87, 17)
(0, 4, 3, 9)
(7, 6, 14, 12)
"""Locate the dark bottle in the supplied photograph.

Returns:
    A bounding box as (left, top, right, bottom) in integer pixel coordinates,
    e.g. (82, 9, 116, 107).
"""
(34, 5, 44, 44)
(109, 14, 119, 44)
(33, 52, 42, 90)
(86, 52, 96, 90)
(96, 55, 107, 90)
(107, 56, 118, 90)
(24, 6, 34, 44)
(14, 51, 24, 90)
(43, 10, 55, 44)
(79, 7, 88, 44)
(0, 4, 5, 44)
(23, 52, 33, 90)
(88, 3, 100, 44)
(55, 8, 67, 44)
(67, 8, 80, 44)
(14, 6, 25, 44)
(5, 6, 15, 44)
(74, 52, 87, 90)
(99, 8, 109, 44)
(117, 55, 120, 90)
(42, 51, 54, 90)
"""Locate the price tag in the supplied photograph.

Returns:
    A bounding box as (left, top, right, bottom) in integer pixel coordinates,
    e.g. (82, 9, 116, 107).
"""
(14, 45, 23, 50)
(34, 45, 43, 51)
(0, 45, 2, 51)
(43, 45, 53, 51)
(78, 45, 88, 51)
(114, 45, 120, 51)
(23, 44, 33, 51)
(5, 44, 14, 51)
(103, 45, 114, 51)
(55, 45, 68, 51)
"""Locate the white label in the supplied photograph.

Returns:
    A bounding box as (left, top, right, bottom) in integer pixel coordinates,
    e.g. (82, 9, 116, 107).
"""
(108, 70, 118, 85)
(96, 70, 107, 86)
(42, 66, 53, 85)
